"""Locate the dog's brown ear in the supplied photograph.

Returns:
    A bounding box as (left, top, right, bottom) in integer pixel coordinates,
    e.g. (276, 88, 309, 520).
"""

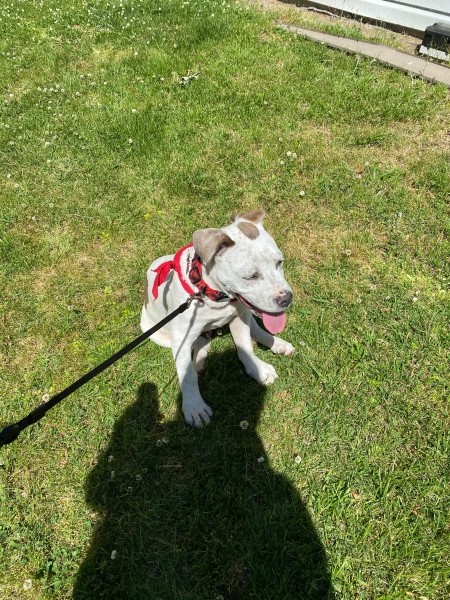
(232, 208, 265, 223)
(193, 228, 235, 265)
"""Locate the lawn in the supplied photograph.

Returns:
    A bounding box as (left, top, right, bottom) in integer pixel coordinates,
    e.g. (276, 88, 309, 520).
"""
(0, 1, 449, 598)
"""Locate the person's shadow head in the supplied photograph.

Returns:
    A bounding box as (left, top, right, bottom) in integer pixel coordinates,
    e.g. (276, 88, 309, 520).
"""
(73, 350, 334, 599)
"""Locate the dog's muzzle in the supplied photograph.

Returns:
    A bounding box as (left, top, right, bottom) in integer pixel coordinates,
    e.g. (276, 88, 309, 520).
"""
(276, 290, 293, 309)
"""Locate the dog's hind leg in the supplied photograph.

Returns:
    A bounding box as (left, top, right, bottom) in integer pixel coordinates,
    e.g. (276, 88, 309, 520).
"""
(192, 333, 212, 374)
(250, 317, 295, 356)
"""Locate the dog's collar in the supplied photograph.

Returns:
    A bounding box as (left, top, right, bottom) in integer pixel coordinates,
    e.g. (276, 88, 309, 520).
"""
(151, 244, 231, 302)
(188, 252, 230, 302)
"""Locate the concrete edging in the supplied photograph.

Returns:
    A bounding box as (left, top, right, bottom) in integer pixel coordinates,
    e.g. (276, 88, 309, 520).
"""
(280, 24, 450, 87)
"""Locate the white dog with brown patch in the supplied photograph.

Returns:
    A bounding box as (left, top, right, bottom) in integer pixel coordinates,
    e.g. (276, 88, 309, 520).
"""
(141, 209, 294, 426)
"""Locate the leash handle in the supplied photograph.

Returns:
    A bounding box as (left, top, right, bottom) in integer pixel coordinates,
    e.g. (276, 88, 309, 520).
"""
(0, 299, 191, 448)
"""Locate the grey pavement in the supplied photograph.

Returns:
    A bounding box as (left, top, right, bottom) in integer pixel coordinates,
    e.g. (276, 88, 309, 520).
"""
(280, 24, 450, 87)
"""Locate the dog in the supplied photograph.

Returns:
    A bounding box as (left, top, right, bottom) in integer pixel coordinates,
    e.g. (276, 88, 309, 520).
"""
(141, 208, 295, 426)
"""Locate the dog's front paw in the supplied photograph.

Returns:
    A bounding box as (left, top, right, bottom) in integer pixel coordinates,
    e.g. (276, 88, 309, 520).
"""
(245, 358, 278, 385)
(271, 338, 295, 356)
(182, 398, 213, 427)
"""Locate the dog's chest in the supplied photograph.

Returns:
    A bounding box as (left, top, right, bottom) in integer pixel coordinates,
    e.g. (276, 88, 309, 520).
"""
(195, 301, 237, 332)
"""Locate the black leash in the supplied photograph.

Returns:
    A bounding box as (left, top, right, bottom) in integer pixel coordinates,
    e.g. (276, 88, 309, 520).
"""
(0, 297, 196, 448)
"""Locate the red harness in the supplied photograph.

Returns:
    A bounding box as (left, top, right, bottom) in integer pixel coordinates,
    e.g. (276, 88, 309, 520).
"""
(151, 244, 230, 302)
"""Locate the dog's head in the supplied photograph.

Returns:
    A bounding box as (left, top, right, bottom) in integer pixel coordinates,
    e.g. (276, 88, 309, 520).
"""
(193, 209, 292, 334)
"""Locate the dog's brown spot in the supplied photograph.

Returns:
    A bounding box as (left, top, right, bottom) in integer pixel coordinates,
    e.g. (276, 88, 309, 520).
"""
(144, 274, 149, 307)
(238, 221, 260, 239)
(234, 208, 265, 223)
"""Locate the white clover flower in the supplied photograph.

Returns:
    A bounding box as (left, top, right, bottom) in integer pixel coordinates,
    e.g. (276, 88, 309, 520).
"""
(257, 456, 265, 463)
(299, 191, 305, 196)
(111, 550, 117, 560)
(128, 138, 133, 144)
(41, 393, 50, 402)
(294, 455, 302, 464)
(23, 579, 32, 591)
(239, 420, 249, 430)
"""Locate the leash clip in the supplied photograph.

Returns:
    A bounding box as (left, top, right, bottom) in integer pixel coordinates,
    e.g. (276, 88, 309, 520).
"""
(187, 291, 206, 306)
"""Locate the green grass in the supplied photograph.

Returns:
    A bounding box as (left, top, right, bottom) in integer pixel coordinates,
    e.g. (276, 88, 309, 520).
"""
(1, 1, 449, 598)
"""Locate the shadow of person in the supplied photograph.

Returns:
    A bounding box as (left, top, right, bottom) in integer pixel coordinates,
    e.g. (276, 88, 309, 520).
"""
(73, 350, 334, 599)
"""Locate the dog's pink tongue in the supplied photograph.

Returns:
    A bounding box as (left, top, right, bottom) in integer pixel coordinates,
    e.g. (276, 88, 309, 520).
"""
(262, 311, 286, 334)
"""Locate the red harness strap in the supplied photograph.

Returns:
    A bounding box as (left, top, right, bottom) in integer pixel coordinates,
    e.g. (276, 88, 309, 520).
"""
(151, 244, 229, 302)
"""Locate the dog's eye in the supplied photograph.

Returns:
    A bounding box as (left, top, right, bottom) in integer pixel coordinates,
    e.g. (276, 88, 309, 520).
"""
(244, 272, 259, 281)
(276, 260, 284, 269)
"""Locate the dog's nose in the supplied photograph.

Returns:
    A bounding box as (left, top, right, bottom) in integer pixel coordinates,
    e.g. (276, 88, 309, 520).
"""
(276, 290, 292, 308)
